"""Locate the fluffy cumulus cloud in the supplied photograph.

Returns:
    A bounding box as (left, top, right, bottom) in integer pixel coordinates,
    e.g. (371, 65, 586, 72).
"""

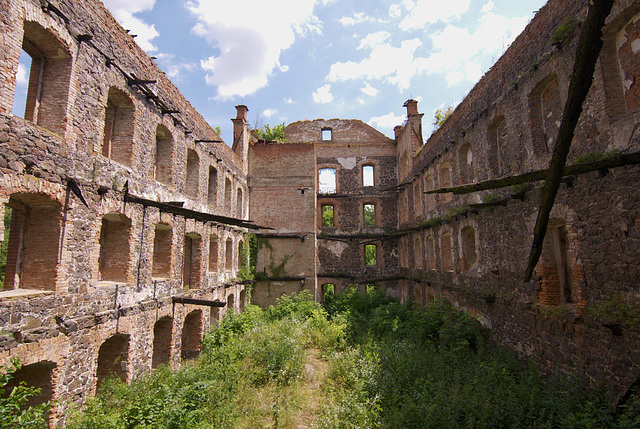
(313, 84, 333, 103)
(15, 63, 27, 86)
(154, 53, 198, 82)
(360, 82, 379, 97)
(327, 36, 427, 90)
(186, 0, 323, 100)
(423, 9, 531, 85)
(338, 12, 384, 26)
(398, 0, 471, 30)
(102, 0, 159, 52)
(263, 108, 278, 118)
(368, 112, 406, 132)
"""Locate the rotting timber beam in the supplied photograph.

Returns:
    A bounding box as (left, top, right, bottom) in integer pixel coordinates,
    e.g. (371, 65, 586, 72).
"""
(525, 0, 615, 281)
(424, 152, 640, 195)
(172, 297, 226, 307)
(124, 192, 272, 230)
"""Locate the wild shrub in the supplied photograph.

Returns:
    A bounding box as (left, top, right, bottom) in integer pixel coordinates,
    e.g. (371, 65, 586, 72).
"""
(0, 359, 50, 429)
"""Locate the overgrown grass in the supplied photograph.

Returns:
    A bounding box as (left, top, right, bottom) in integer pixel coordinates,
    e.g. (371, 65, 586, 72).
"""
(68, 288, 640, 428)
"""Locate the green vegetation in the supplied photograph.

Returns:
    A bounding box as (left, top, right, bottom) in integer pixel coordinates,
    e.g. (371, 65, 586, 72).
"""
(574, 149, 621, 165)
(551, 16, 577, 45)
(68, 289, 640, 428)
(363, 204, 375, 227)
(238, 233, 257, 281)
(587, 296, 640, 326)
(321, 205, 334, 227)
(364, 244, 377, 266)
(0, 359, 51, 428)
(254, 123, 286, 142)
(0, 207, 11, 289)
(433, 106, 454, 128)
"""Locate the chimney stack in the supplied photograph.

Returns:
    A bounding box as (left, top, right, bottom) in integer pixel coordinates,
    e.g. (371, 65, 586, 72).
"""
(403, 99, 419, 116)
(235, 105, 248, 121)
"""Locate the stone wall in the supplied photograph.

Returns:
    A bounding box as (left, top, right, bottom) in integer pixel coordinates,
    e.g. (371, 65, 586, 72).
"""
(393, 0, 640, 396)
(0, 0, 251, 425)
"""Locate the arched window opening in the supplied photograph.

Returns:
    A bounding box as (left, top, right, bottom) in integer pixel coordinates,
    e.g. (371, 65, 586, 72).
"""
(16, 21, 72, 136)
(103, 87, 135, 166)
(236, 188, 243, 218)
(363, 165, 374, 186)
(363, 203, 375, 227)
(439, 163, 453, 204)
(536, 219, 580, 306)
(460, 226, 478, 275)
(413, 235, 422, 268)
(227, 293, 235, 313)
(238, 240, 246, 272)
(224, 178, 232, 213)
(459, 143, 474, 183)
(413, 182, 421, 216)
(185, 149, 199, 198)
(3, 360, 55, 418)
(152, 223, 172, 279)
(99, 213, 131, 283)
(529, 75, 561, 155)
(239, 289, 247, 312)
(319, 168, 336, 194)
(321, 204, 334, 227)
(426, 236, 436, 271)
(1, 194, 62, 291)
(155, 125, 173, 185)
(152, 317, 172, 369)
(208, 234, 218, 273)
(96, 334, 129, 390)
(487, 117, 505, 177)
(364, 244, 377, 266)
(440, 232, 454, 272)
(225, 238, 233, 270)
(208, 167, 218, 207)
(181, 310, 202, 360)
(424, 175, 435, 213)
(183, 233, 202, 289)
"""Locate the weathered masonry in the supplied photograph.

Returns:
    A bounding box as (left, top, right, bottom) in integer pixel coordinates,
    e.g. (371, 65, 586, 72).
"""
(249, 0, 640, 400)
(1, 0, 640, 425)
(0, 0, 255, 425)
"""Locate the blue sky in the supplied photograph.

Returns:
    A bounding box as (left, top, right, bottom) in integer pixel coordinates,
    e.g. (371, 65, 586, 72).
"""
(14, 0, 548, 145)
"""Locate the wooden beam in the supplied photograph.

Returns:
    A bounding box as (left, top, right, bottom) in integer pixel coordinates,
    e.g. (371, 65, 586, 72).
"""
(172, 297, 226, 307)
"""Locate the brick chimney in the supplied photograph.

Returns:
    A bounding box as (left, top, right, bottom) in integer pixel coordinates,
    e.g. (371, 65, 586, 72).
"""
(235, 105, 248, 121)
(232, 105, 249, 173)
(403, 99, 419, 116)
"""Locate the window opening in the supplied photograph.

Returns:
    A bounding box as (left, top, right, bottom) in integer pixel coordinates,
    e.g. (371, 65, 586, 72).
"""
(224, 178, 232, 213)
(102, 87, 135, 166)
(155, 125, 173, 185)
(185, 150, 199, 198)
(322, 205, 334, 227)
(240, 289, 247, 312)
(236, 188, 243, 218)
(319, 168, 336, 194)
(182, 233, 202, 288)
(321, 128, 332, 141)
(363, 204, 375, 227)
(363, 165, 374, 186)
(364, 244, 377, 266)
(96, 334, 129, 390)
(208, 167, 218, 206)
(460, 226, 478, 274)
(227, 293, 235, 313)
(426, 236, 436, 270)
(99, 213, 131, 283)
(152, 317, 172, 369)
(322, 283, 335, 303)
(536, 219, 579, 305)
(225, 238, 233, 270)
(440, 232, 454, 272)
(208, 234, 218, 272)
(181, 310, 202, 360)
(11, 49, 31, 117)
(152, 224, 172, 279)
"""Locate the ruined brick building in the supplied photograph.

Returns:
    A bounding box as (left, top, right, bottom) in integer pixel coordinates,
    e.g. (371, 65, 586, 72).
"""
(0, 0, 640, 425)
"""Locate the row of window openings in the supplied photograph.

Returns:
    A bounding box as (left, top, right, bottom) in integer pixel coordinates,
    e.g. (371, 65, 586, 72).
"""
(319, 165, 374, 194)
(0, 200, 246, 291)
(321, 203, 375, 227)
(402, 229, 478, 274)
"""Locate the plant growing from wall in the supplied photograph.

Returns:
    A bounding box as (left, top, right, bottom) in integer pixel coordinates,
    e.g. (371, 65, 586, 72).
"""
(551, 16, 577, 45)
(0, 359, 50, 428)
(238, 233, 257, 281)
(253, 123, 286, 142)
(433, 106, 454, 128)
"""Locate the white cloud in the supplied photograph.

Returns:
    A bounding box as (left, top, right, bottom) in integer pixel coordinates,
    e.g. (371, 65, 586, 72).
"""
(481, 1, 495, 13)
(368, 112, 406, 133)
(361, 82, 379, 97)
(186, 0, 323, 100)
(313, 84, 333, 103)
(16, 63, 27, 86)
(398, 0, 471, 30)
(338, 12, 383, 26)
(155, 53, 197, 82)
(327, 37, 427, 90)
(422, 10, 531, 85)
(358, 31, 390, 50)
(102, 0, 159, 52)
(284, 97, 295, 104)
(389, 4, 401, 18)
(263, 108, 278, 118)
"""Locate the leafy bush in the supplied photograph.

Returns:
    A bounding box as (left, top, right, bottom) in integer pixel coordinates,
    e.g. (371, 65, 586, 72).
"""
(0, 359, 50, 429)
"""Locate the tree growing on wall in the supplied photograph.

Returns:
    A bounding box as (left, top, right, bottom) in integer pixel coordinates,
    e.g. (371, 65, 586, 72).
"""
(253, 123, 286, 142)
(433, 106, 454, 128)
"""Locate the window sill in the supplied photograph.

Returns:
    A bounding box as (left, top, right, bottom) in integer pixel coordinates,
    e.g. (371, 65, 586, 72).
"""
(0, 289, 54, 301)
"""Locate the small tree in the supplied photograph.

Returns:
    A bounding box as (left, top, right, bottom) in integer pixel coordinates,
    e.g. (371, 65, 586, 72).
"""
(254, 123, 286, 142)
(433, 106, 454, 128)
